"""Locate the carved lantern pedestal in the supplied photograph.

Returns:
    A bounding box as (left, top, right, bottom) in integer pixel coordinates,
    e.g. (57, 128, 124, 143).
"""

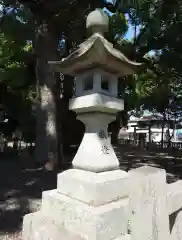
(22, 8, 141, 240)
(69, 67, 125, 172)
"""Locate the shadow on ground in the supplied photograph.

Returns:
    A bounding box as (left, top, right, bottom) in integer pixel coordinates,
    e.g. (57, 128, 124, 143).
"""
(0, 156, 58, 235)
(1, 145, 182, 237)
(114, 144, 182, 183)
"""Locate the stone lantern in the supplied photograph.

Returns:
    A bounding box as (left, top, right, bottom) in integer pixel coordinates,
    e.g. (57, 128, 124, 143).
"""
(49, 9, 141, 173)
(23, 9, 142, 240)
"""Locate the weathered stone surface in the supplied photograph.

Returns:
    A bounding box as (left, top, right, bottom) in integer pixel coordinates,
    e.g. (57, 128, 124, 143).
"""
(74, 69, 118, 98)
(72, 113, 120, 172)
(41, 189, 129, 240)
(23, 212, 85, 240)
(49, 32, 142, 77)
(57, 169, 129, 206)
(115, 235, 131, 240)
(69, 93, 124, 114)
(128, 166, 170, 240)
(24, 165, 182, 240)
(167, 180, 182, 215)
(86, 8, 109, 34)
(49, 8, 142, 77)
(171, 210, 182, 240)
(23, 211, 131, 240)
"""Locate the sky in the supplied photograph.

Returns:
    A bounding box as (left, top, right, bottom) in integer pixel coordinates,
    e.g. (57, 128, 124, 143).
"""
(124, 14, 140, 41)
(124, 14, 155, 56)
(104, 1, 156, 56)
(103, 8, 140, 41)
(125, 26, 136, 40)
(104, 0, 140, 41)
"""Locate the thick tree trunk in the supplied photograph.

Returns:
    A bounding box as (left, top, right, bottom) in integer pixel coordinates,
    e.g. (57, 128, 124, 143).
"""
(34, 21, 61, 170)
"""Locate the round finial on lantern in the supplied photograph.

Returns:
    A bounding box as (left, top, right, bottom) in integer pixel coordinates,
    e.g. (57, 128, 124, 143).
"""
(86, 9, 109, 35)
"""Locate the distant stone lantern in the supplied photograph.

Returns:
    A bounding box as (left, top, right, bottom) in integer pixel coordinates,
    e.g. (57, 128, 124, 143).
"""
(49, 9, 141, 172)
(23, 9, 142, 240)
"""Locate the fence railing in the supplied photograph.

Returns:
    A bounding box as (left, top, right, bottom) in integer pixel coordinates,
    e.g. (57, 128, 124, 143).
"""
(118, 139, 182, 150)
(122, 166, 182, 240)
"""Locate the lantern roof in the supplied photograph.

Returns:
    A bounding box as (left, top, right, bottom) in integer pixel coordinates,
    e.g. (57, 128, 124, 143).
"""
(49, 9, 142, 77)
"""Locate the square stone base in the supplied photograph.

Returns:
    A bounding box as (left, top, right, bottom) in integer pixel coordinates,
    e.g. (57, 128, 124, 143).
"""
(23, 212, 85, 240)
(23, 212, 131, 240)
(22, 169, 130, 240)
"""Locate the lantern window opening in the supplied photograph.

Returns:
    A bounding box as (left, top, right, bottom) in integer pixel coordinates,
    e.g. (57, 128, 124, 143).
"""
(101, 76, 109, 92)
(118, 78, 125, 99)
(84, 75, 93, 91)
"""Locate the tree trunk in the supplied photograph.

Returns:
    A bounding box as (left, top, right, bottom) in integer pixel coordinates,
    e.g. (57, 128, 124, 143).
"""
(34, 21, 61, 170)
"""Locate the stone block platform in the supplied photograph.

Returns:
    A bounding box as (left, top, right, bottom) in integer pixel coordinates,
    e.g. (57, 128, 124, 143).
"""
(23, 169, 130, 240)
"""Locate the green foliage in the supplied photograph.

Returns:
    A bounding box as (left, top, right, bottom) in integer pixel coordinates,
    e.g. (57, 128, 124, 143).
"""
(0, 27, 34, 87)
(111, 0, 182, 122)
(136, 70, 157, 98)
(1, 0, 182, 140)
(0, 3, 35, 138)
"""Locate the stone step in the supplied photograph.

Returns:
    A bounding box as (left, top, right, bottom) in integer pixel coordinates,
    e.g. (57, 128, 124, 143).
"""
(41, 189, 129, 240)
(23, 211, 131, 240)
(57, 168, 129, 206)
(23, 212, 86, 240)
